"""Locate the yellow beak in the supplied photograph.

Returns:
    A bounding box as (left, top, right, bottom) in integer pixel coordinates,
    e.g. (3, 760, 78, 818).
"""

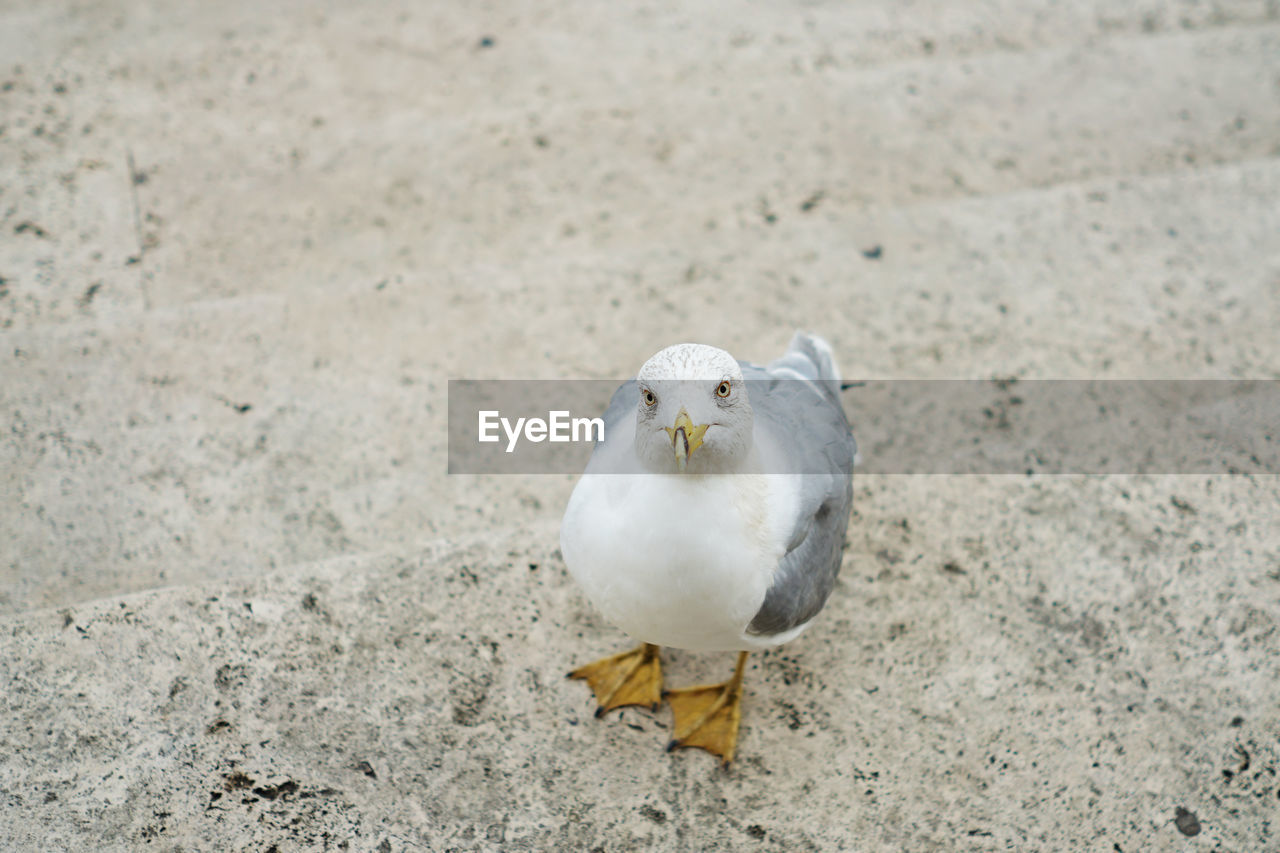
(664, 409, 709, 472)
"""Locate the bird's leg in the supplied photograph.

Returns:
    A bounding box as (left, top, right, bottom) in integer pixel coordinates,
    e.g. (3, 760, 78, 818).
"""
(568, 643, 663, 716)
(663, 651, 749, 766)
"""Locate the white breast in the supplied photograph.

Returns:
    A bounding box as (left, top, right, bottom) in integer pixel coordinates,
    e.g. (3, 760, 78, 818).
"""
(561, 473, 798, 651)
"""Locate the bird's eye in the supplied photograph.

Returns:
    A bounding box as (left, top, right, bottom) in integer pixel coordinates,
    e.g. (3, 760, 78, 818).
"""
(641, 388, 656, 406)
(716, 381, 731, 398)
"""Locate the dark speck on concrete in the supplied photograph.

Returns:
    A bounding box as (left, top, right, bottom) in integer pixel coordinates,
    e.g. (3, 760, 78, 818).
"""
(252, 780, 298, 801)
(638, 804, 667, 823)
(758, 197, 778, 225)
(1174, 806, 1201, 836)
(223, 772, 254, 791)
(216, 395, 252, 414)
(78, 282, 101, 307)
(862, 245, 883, 260)
(477, 36, 496, 49)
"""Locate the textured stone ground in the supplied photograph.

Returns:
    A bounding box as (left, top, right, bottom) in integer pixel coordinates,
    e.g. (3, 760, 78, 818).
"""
(2, 1, 1278, 850)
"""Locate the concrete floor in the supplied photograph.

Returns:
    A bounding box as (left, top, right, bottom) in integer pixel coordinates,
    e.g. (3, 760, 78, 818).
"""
(2, 1, 1278, 850)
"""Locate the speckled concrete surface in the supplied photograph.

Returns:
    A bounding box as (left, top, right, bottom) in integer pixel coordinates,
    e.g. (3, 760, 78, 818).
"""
(2, 1, 1279, 850)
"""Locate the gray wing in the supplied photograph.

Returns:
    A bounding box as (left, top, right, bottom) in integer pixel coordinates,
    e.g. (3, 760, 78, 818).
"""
(581, 379, 641, 474)
(743, 343, 856, 637)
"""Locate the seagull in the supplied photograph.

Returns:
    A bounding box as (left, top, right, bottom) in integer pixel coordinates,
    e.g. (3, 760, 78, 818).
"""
(561, 332, 856, 764)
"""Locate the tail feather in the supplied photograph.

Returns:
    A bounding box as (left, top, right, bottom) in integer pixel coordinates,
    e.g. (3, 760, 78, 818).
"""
(768, 331, 842, 397)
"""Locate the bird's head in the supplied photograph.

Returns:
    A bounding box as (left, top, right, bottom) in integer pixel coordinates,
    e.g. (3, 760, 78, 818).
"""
(633, 343, 752, 475)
